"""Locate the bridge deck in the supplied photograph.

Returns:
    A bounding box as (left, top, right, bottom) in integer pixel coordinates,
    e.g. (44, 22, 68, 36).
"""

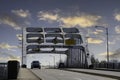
(17, 68, 40, 80)
(63, 68, 120, 79)
(17, 68, 120, 80)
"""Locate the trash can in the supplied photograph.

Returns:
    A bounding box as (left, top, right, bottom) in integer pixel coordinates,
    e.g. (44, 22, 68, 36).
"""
(7, 60, 20, 79)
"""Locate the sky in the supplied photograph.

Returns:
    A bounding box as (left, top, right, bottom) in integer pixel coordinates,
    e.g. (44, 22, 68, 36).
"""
(0, 0, 120, 66)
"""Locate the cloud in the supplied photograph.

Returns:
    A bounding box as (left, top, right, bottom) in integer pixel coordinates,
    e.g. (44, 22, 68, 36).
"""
(16, 34, 22, 41)
(108, 41, 115, 45)
(38, 11, 59, 21)
(7, 56, 21, 61)
(12, 9, 31, 18)
(110, 48, 120, 58)
(99, 52, 113, 56)
(0, 15, 21, 30)
(0, 52, 21, 62)
(60, 14, 101, 28)
(0, 43, 18, 51)
(115, 25, 120, 33)
(87, 38, 103, 44)
(92, 29, 104, 35)
(114, 12, 120, 21)
(38, 11, 101, 28)
(11, 9, 31, 26)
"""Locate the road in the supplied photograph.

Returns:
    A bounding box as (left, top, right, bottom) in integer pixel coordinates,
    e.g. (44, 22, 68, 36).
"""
(31, 69, 117, 80)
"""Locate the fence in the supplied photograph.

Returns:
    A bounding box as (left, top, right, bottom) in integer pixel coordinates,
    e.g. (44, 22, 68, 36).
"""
(0, 61, 20, 80)
(94, 62, 120, 69)
(0, 63, 8, 80)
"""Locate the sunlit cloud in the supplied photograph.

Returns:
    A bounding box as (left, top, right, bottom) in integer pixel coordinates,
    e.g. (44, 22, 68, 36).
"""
(60, 14, 101, 28)
(108, 40, 115, 45)
(38, 11, 101, 28)
(99, 52, 113, 56)
(38, 11, 59, 21)
(0, 50, 21, 62)
(92, 29, 104, 35)
(0, 43, 18, 51)
(115, 25, 120, 33)
(28, 37, 39, 40)
(114, 12, 120, 21)
(0, 15, 21, 30)
(7, 56, 21, 62)
(12, 9, 31, 18)
(16, 34, 22, 41)
(87, 38, 103, 44)
(0, 56, 20, 62)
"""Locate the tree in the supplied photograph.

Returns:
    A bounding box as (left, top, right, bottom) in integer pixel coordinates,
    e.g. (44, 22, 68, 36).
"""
(91, 55, 96, 64)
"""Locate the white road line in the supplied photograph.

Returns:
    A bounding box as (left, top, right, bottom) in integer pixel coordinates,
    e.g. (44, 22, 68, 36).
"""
(59, 73, 64, 75)
(74, 78, 82, 80)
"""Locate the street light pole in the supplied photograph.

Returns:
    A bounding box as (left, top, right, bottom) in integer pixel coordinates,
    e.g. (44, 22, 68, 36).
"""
(22, 28, 23, 65)
(106, 28, 109, 68)
(95, 26, 109, 68)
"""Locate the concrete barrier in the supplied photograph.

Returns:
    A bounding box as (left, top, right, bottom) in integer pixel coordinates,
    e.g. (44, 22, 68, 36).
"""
(7, 60, 20, 79)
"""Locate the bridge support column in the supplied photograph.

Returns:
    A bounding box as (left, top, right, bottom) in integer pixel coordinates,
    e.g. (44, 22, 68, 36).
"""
(22, 28, 27, 67)
(66, 48, 87, 68)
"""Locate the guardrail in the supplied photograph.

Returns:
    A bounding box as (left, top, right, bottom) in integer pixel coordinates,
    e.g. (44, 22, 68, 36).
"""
(0, 60, 20, 80)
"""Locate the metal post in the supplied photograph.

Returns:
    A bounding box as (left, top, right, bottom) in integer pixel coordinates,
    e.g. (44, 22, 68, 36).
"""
(54, 56, 55, 68)
(60, 53, 61, 63)
(106, 28, 109, 68)
(22, 28, 23, 65)
(95, 26, 109, 68)
(49, 61, 50, 68)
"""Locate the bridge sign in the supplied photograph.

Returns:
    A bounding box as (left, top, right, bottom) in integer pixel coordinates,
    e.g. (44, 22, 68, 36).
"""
(65, 39, 76, 45)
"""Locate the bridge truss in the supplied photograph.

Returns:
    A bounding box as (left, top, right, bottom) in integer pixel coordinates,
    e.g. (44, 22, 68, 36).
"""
(22, 27, 88, 68)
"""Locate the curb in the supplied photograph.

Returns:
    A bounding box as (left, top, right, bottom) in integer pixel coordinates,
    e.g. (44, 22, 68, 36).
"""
(62, 69, 120, 79)
(28, 69, 42, 80)
(94, 68, 120, 72)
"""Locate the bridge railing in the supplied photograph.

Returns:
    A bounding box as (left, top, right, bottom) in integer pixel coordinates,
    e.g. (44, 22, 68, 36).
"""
(94, 62, 120, 69)
(0, 63, 8, 80)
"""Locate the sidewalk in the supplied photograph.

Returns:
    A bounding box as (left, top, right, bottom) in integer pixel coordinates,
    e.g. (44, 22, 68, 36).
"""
(17, 68, 41, 80)
(62, 68, 120, 79)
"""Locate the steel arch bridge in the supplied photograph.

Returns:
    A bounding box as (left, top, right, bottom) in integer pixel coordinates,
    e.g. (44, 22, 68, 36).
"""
(22, 27, 89, 68)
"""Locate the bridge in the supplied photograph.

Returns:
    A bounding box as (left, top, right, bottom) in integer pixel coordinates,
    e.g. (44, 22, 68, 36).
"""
(0, 27, 120, 80)
(0, 62, 120, 80)
(22, 27, 89, 68)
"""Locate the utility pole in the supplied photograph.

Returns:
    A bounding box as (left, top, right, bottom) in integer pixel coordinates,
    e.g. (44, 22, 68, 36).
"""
(95, 26, 109, 68)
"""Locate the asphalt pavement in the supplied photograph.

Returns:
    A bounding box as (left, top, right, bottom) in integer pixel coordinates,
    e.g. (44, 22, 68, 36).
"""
(17, 68, 41, 80)
(31, 69, 117, 80)
(62, 68, 120, 79)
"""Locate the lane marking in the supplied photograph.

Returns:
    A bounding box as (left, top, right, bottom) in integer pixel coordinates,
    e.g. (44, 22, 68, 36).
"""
(59, 73, 64, 75)
(74, 78, 82, 80)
